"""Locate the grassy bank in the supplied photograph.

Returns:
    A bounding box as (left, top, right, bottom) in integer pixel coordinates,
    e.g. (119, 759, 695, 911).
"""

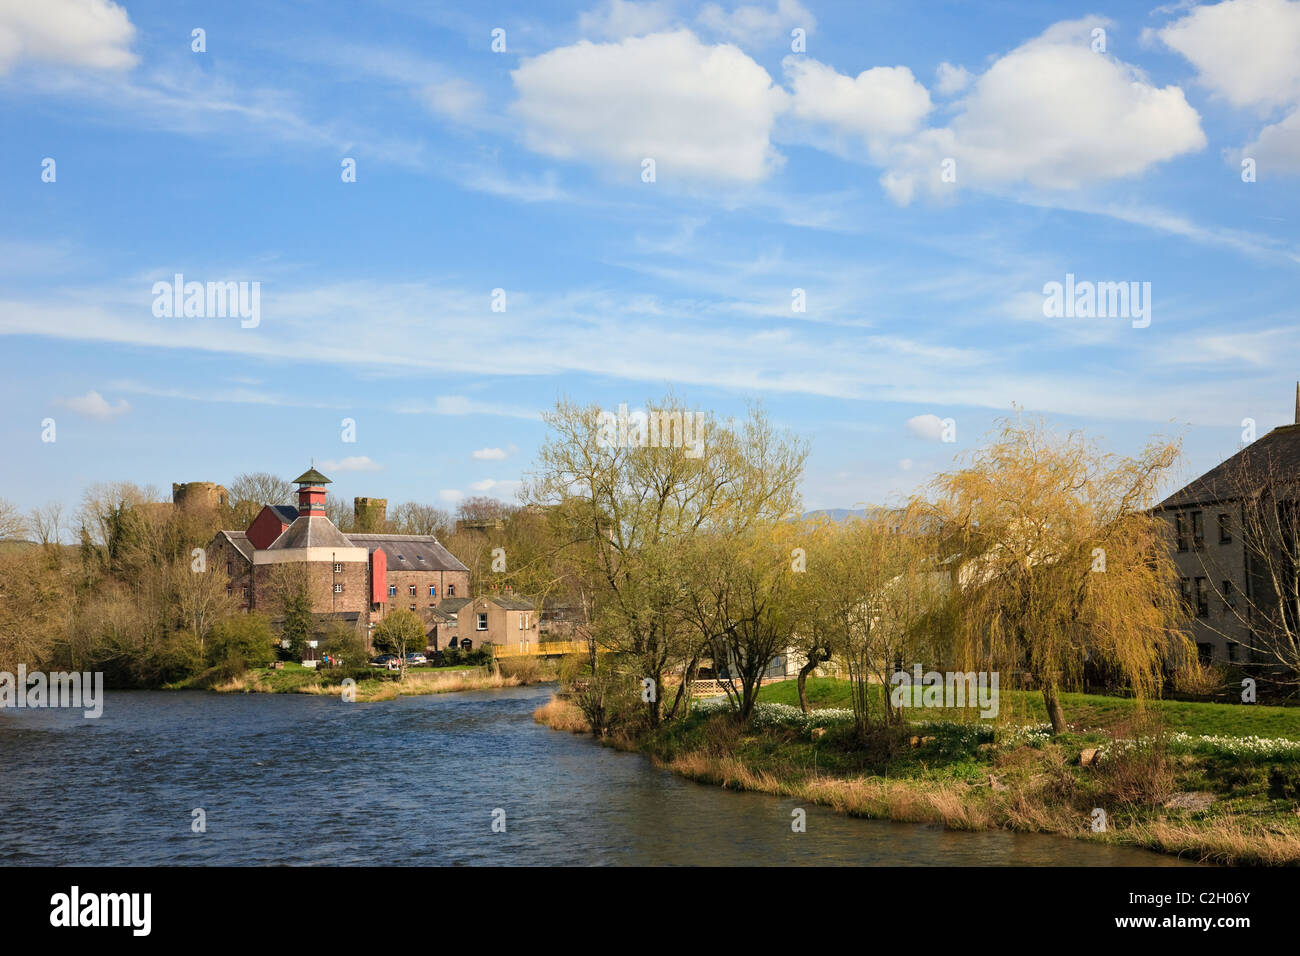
(169, 659, 551, 702)
(534, 679, 1300, 866)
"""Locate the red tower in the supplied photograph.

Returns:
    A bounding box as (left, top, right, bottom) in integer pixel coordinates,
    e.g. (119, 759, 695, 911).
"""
(292, 466, 332, 516)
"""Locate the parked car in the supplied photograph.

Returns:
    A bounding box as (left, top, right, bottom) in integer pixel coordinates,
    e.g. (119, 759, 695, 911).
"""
(369, 654, 401, 669)
(405, 653, 427, 666)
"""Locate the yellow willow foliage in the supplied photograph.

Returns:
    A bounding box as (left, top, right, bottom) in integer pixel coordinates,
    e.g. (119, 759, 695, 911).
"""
(926, 414, 1190, 726)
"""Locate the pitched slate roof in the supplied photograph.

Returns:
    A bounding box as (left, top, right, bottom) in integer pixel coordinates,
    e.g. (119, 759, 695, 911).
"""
(346, 533, 469, 572)
(1157, 425, 1300, 510)
(438, 597, 473, 617)
(291, 467, 332, 485)
(479, 594, 536, 611)
(218, 530, 254, 561)
(266, 515, 356, 550)
(269, 504, 299, 524)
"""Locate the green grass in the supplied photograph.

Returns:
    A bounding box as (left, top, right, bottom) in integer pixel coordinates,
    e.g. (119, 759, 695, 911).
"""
(757, 677, 1300, 740)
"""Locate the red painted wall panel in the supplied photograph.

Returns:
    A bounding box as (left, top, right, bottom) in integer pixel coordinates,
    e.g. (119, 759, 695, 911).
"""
(246, 506, 291, 550)
(370, 547, 387, 605)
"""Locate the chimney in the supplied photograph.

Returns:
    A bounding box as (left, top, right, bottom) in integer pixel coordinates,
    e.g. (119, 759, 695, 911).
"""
(1294, 381, 1298, 425)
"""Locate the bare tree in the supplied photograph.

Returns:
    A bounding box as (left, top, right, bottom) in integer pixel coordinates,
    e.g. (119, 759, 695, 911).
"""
(390, 502, 453, 538)
(0, 498, 28, 540)
(228, 472, 295, 527)
(29, 502, 63, 548)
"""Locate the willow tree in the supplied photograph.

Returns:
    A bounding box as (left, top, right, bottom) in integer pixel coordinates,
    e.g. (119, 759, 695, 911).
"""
(524, 396, 806, 727)
(930, 415, 1189, 734)
(798, 511, 940, 737)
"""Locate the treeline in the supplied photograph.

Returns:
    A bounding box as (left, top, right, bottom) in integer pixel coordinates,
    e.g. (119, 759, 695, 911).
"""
(524, 397, 1204, 741)
(0, 476, 525, 687)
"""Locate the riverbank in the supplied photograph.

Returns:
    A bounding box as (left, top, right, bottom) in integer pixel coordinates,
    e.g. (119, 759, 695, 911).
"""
(169, 659, 551, 702)
(533, 680, 1300, 866)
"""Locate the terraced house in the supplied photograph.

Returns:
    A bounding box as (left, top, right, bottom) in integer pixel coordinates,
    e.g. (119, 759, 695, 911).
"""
(207, 467, 470, 648)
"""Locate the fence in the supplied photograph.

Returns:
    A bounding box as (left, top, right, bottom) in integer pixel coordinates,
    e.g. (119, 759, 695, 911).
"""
(491, 640, 592, 659)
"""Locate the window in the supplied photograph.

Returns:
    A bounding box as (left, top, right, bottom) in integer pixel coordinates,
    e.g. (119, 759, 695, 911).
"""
(447, 584, 455, 597)
(429, 585, 437, 597)
(1194, 577, 1209, 618)
(241, 586, 249, 598)
(476, 613, 488, 631)
(226, 585, 233, 596)
(1191, 511, 1204, 550)
(334, 583, 343, 594)
(1175, 513, 1189, 552)
(334, 563, 342, 573)
(1179, 577, 1192, 608)
(409, 585, 417, 597)
(1223, 579, 1237, 609)
(409, 604, 416, 612)
(226, 560, 232, 575)
(1218, 513, 1231, 544)
(388, 585, 397, 597)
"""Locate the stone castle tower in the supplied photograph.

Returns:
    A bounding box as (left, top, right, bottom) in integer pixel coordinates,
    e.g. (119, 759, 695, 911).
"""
(173, 481, 228, 511)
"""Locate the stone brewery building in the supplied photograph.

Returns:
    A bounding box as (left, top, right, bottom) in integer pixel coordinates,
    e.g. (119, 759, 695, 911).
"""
(207, 467, 471, 648)
(1154, 387, 1300, 671)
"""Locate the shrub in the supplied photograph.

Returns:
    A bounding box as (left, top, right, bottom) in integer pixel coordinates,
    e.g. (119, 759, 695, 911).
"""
(1095, 722, 1176, 807)
(208, 613, 275, 668)
(499, 657, 542, 682)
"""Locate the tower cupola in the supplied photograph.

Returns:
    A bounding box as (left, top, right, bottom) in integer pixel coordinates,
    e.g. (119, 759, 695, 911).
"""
(291, 466, 332, 517)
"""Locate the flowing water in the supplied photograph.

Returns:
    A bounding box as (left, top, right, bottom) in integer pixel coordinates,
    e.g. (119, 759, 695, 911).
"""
(0, 684, 1194, 866)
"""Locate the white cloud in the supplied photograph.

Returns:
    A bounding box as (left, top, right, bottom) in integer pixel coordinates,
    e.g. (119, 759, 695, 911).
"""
(1156, 0, 1300, 174)
(1156, 0, 1300, 112)
(420, 78, 485, 121)
(899, 458, 914, 471)
(0, 0, 137, 75)
(1243, 107, 1300, 171)
(319, 456, 383, 472)
(784, 57, 931, 153)
(578, 0, 677, 39)
(469, 478, 523, 497)
(472, 447, 509, 460)
(510, 29, 787, 183)
(880, 18, 1205, 203)
(905, 413, 946, 441)
(697, 0, 815, 47)
(934, 62, 972, 96)
(56, 389, 129, 420)
(438, 489, 463, 503)
(393, 395, 539, 420)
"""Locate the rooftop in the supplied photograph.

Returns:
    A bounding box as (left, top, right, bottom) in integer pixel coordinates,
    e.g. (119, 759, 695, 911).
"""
(346, 533, 469, 572)
(1157, 424, 1300, 510)
(292, 467, 332, 486)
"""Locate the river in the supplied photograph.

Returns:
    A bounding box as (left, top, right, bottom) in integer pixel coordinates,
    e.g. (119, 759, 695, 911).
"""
(0, 684, 1194, 866)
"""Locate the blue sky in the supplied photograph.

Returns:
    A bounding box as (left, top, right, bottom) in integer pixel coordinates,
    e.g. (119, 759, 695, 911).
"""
(2, 0, 1299, 526)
